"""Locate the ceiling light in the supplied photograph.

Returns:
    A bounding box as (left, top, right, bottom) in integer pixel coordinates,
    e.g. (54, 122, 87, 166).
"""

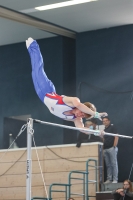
(35, 0, 97, 11)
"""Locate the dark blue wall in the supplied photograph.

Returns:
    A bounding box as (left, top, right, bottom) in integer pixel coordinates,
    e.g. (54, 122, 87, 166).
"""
(0, 36, 76, 148)
(76, 25, 133, 181)
(1, 24, 133, 181)
(62, 37, 77, 144)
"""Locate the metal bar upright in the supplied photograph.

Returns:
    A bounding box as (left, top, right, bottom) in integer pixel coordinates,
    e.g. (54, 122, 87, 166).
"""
(86, 159, 97, 200)
(26, 118, 33, 200)
(68, 170, 87, 199)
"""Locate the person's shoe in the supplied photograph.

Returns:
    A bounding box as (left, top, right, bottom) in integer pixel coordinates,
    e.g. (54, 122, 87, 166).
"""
(112, 180, 118, 183)
(26, 37, 34, 49)
(104, 180, 112, 184)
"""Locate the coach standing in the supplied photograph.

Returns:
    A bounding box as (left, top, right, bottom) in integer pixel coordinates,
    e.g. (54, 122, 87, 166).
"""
(102, 117, 119, 184)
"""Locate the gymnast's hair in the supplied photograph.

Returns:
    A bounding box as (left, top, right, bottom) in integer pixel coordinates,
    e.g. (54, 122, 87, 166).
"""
(83, 102, 96, 119)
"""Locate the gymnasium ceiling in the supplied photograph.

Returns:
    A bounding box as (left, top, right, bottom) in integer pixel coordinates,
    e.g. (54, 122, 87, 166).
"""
(0, 0, 133, 46)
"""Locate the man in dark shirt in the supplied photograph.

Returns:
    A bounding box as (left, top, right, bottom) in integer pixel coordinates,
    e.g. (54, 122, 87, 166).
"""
(76, 118, 103, 148)
(103, 117, 119, 184)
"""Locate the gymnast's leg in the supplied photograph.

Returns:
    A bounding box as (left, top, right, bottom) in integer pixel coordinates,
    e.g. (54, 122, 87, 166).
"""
(26, 38, 56, 103)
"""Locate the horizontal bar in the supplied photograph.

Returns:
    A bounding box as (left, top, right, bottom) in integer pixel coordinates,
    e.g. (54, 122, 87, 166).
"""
(33, 119, 132, 138)
(105, 132, 132, 138)
(34, 119, 98, 133)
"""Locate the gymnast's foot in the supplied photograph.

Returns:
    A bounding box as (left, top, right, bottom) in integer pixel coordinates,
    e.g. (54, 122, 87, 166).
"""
(26, 37, 34, 49)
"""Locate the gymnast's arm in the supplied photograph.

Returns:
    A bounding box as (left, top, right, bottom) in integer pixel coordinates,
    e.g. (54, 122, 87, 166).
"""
(63, 96, 95, 116)
(63, 96, 107, 118)
(73, 118, 94, 135)
(73, 118, 104, 136)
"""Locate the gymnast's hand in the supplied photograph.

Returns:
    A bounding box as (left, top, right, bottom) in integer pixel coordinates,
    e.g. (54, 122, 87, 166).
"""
(93, 130, 105, 137)
(100, 130, 105, 137)
(94, 112, 108, 120)
(100, 112, 108, 117)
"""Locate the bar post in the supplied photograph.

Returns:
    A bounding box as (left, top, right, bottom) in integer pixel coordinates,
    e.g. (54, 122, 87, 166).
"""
(26, 118, 33, 200)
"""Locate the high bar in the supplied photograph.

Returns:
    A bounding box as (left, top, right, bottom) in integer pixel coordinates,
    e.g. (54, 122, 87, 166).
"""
(33, 119, 132, 139)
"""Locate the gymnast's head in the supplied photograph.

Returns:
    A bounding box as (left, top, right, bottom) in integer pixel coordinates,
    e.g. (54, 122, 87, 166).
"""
(74, 102, 96, 119)
(83, 102, 96, 119)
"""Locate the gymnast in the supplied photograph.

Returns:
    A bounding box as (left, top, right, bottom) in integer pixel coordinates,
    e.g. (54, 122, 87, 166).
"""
(26, 37, 107, 135)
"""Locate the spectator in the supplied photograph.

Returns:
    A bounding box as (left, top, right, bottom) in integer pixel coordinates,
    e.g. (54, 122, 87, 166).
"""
(103, 117, 119, 183)
(112, 179, 133, 200)
(76, 118, 102, 148)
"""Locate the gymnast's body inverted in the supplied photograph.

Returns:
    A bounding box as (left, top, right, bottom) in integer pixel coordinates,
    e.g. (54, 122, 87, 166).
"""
(26, 37, 107, 135)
